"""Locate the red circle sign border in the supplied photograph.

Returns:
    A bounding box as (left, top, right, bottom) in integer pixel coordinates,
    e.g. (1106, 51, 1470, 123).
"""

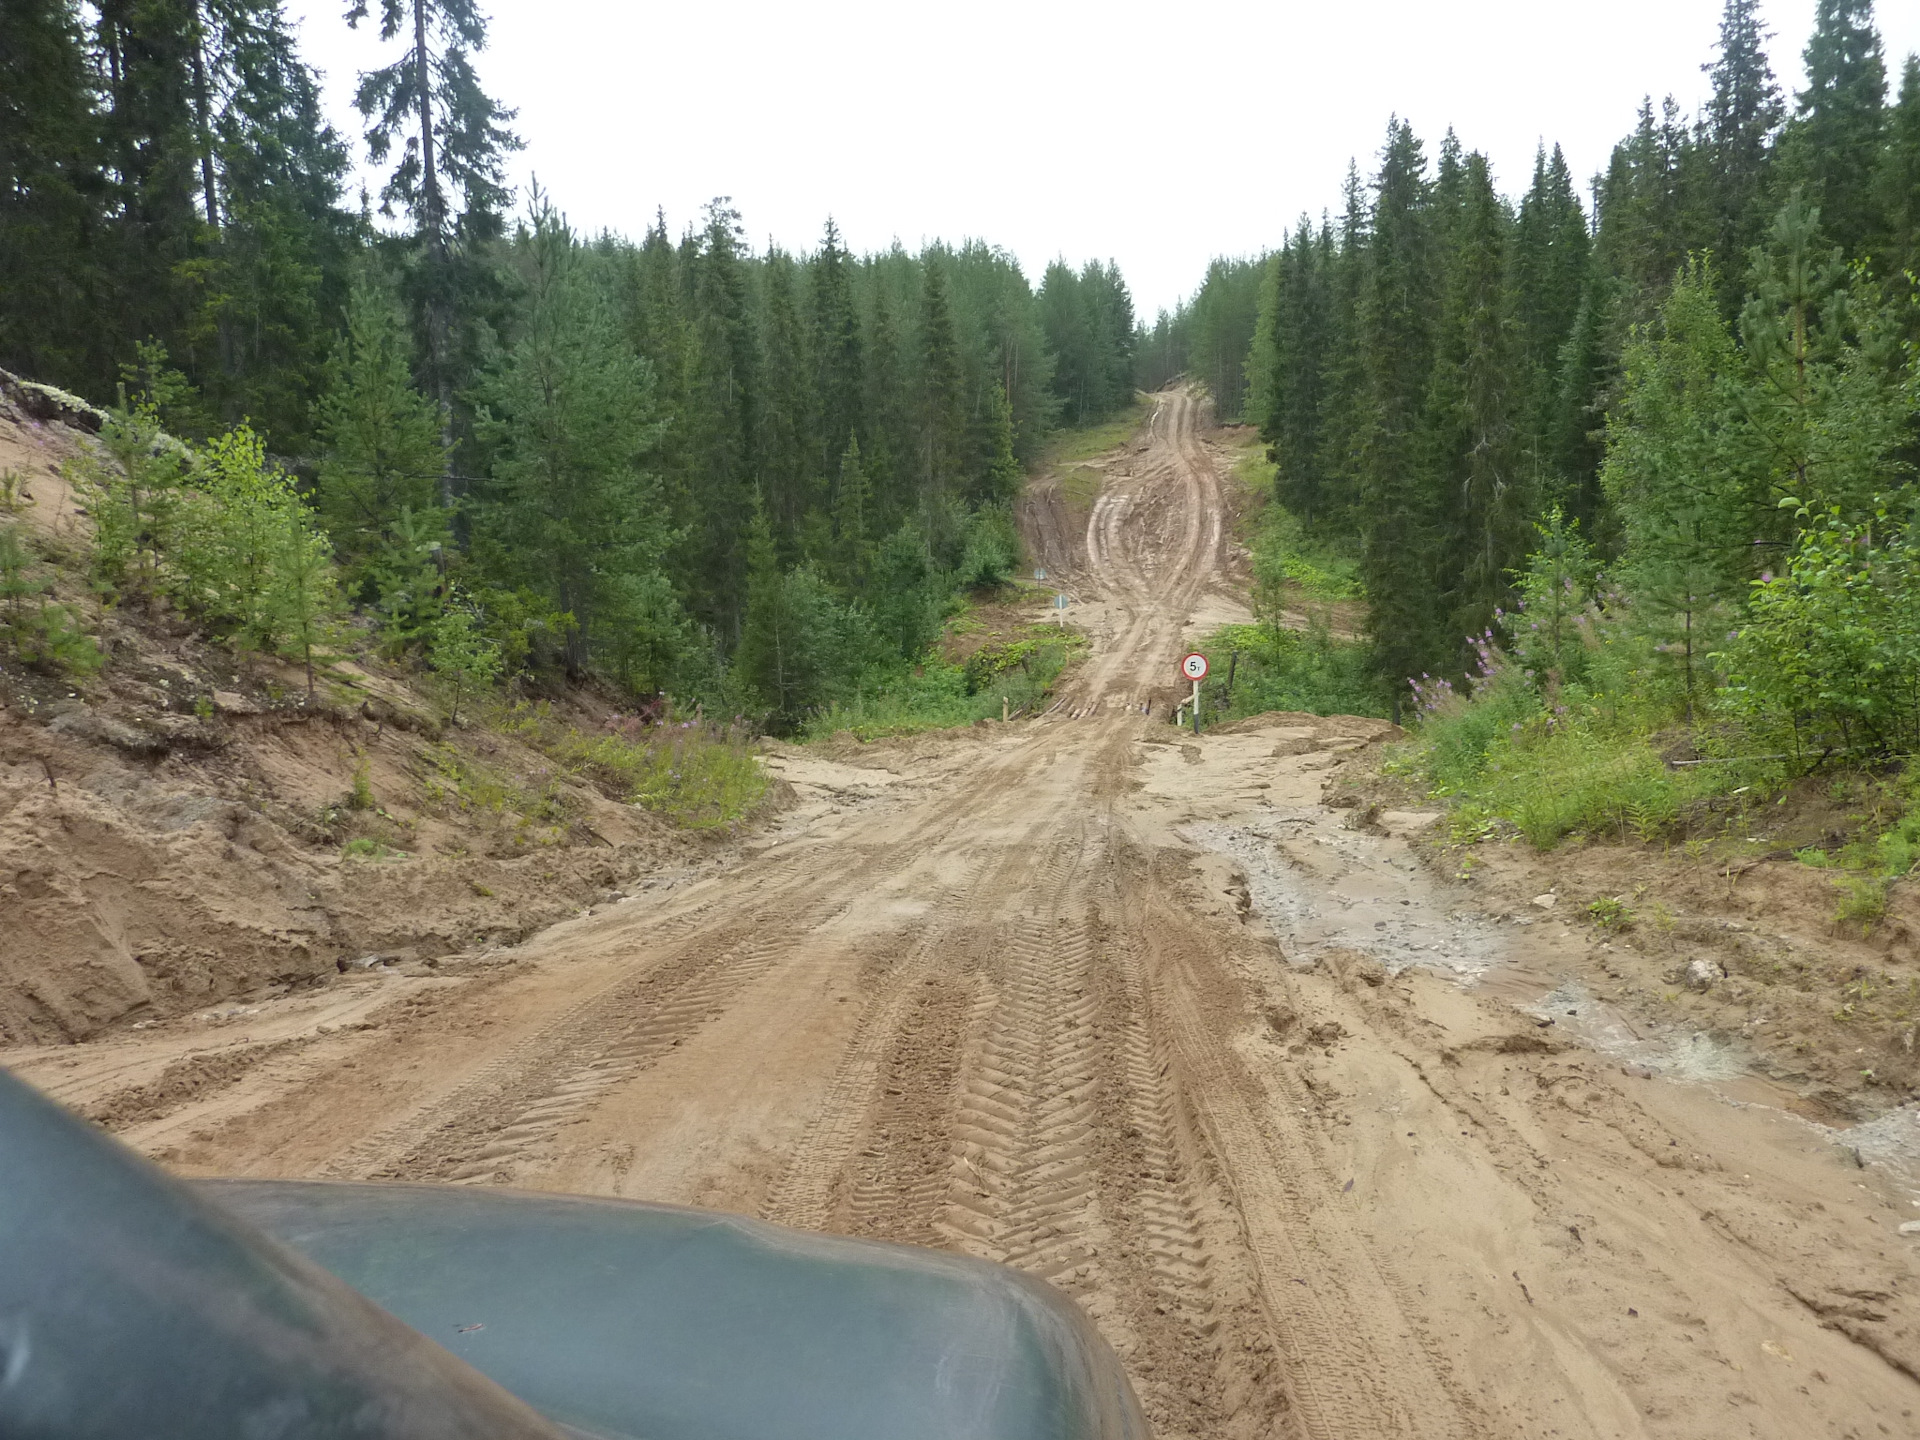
(1179, 652, 1208, 681)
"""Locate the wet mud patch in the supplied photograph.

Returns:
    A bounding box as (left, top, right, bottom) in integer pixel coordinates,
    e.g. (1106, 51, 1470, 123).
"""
(1186, 806, 1501, 979)
(1520, 978, 1747, 1083)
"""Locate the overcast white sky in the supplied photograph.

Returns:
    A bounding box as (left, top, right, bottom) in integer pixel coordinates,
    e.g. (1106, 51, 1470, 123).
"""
(280, 0, 1920, 317)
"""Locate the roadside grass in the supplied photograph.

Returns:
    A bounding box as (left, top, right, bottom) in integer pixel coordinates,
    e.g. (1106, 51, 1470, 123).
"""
(1034, 397, 1152, 519)
(499, 702, 767, 829)
(1040, 395, 1150, 469)
(805, 619, 1086, 742)
(1394, 676, 1785, 850)
(1226, 444, 1276, 516)
(1059, 464, 1105, 512)
(1198, 621, 1386, 722)
(1790, 770, 1920, 930)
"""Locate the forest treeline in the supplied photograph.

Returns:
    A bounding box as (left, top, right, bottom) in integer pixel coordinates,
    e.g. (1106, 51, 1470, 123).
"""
(1166, 0, 1920, 864)
(0, 0, 1136, 730)
(1157, 0, 1919, 727)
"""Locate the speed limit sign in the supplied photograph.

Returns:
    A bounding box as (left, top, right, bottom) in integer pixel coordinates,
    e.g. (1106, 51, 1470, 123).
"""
(1179, 652, 1209, 682)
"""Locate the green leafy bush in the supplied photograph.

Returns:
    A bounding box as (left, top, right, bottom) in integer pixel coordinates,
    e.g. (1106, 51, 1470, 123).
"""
(0, 524, 100, 676)
(1723, 500, 1920, 763)
(1201, 621, 1384, 721)
(806, 632, 1081, 742)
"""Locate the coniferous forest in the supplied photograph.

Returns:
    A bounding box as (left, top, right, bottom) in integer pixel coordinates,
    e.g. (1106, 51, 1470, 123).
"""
(1151, 0, 1920, 855)
(0, 0, 1136, 733)
(3, 0, 1919, 808)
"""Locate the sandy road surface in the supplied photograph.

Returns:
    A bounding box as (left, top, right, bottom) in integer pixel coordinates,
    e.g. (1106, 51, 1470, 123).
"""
(12, 389, 1920, 1439)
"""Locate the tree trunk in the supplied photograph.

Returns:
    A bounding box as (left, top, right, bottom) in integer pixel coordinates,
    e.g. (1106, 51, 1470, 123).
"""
(189, 5, 219, 230)
(413, 0, 456, 508)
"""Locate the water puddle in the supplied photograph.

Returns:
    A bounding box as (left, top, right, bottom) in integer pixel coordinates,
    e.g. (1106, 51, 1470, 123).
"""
(1521, 979, 1746, 1082)
(1186, 807, 1502, 980)
(1193, 800, 1920, 1195)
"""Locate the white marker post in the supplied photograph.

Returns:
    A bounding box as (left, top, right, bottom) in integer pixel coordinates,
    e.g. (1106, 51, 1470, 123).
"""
(1178, 652, 1208, 731)
(1055, 592, 1069, 627)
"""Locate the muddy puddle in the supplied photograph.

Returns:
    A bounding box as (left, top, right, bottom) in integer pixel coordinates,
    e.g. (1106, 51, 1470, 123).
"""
(1190, 797, 1920, 1199)
(1520, 977, 1747, 1082)
(1186, 806, 1502, 979)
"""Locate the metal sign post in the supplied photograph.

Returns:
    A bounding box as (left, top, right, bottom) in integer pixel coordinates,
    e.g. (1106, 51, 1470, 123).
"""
(1054, 593, 1069, 627)
(1177, 652, 1208, 731)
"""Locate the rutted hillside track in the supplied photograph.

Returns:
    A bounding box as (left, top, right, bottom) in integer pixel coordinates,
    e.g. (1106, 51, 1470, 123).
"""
(14, 388, 1920, 1439)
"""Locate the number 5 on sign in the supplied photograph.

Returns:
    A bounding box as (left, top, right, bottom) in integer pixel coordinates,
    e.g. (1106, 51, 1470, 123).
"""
(1180, 653, 1208, 681)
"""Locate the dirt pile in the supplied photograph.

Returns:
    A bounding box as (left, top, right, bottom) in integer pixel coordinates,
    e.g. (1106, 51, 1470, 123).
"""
(0, 377, 748, 1046)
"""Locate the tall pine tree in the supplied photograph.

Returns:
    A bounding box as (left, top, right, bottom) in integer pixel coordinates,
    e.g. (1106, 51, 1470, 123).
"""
(1781, 0, 1887, 261)
(1356, 120, 1441, 702)
(348, 0, 520, 501)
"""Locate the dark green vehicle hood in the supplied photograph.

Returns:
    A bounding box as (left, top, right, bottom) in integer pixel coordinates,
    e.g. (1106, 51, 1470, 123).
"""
(0, 1067, 1148, 1440)
(205, 1179, 1149, 1440)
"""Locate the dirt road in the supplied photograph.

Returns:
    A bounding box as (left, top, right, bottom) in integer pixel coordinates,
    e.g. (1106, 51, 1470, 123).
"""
(12, 388, 1920, 1438)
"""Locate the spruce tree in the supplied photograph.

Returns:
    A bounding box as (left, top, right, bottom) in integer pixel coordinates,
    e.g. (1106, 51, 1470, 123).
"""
(734, 496, 839, 733)
(1510, 146, 1591, 494)
(863, 281, 912, 533)
(831, 433, 871, 592)
(1266, 222, 1334, 529)
(1702, 0, 1784, 303)
(1038, 260, 1092, 423)
(348, 0, 521, 502)
(1085, 261, 1137, 416)
(473, 194, 667, 677)
(191, 0, 353, 450)
(0, 0, 109, 394)
(1739, 195, 1899, 518)
(1783, 0, 1887, 261)
(1425, 151, 1524, 645)
(1548, 279, 1612, 534)
(682, 200, 758, 641)
(1185, 257, 1264, 422)
(1356, 120, 1441, 701)
(810, 219, 864, 476)
(917, 259, 965, 516)
(979, 381, 1022, 505)
(1316, 168, 1370, 539)
(94, 0, 207, 384)
(1876, 54, 1920, 283)
(757, 248, 816, 556)
(1244, 250, 1283, 437)
(315, 272, 449, 579)
(1600, 262, 1758, 715)
(267, 516, 339, 700)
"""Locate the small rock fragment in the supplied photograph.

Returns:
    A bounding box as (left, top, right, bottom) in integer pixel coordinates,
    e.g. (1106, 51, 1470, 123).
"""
(1681, 959, 1721, 992)
(1531, 893, 1558, 910)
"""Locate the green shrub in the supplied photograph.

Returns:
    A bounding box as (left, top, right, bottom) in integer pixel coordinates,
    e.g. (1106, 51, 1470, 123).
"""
(1587, 896, 1631, 931)
(1201, 621, 1384, 721)
(1834, 874, 1889, 935)
(1724, 501, 1920, 762)
(1412, 670, 1542, 793)
(513, 707, 768, 830)
(348, 755, 375, 812)
(0, 524, 100, 676)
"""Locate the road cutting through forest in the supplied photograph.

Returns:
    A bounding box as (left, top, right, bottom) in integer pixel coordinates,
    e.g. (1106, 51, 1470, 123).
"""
(11, 389, 1920, 1439)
